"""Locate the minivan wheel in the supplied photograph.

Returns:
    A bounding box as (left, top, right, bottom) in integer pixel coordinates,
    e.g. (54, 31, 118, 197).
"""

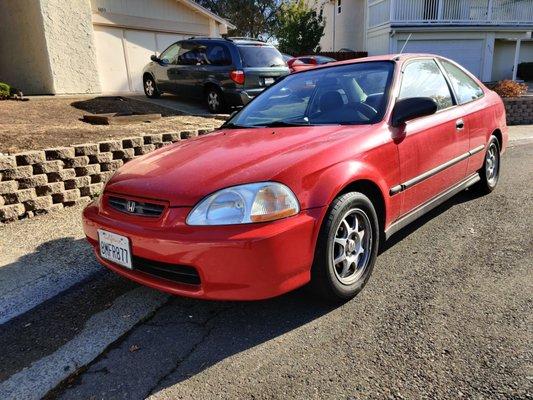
(206, 87, 225, 113)
(143, 76, 160, 98)
(310, 192, 379, 302)
(474, 135, 500, 194)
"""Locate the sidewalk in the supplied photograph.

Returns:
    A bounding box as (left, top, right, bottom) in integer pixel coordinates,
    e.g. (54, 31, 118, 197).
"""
(508, 124, 533, 145)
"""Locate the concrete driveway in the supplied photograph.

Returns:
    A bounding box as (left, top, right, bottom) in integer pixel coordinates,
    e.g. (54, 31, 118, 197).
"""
(0, 131, 532, 400)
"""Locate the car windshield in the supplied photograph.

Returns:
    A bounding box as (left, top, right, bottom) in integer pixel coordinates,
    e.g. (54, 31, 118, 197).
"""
(227, 61, 394, 127)
(238, 45, 286, 68)
(315, 56, 336, 64)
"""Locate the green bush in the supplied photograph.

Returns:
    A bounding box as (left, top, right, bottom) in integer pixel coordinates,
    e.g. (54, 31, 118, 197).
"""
(0, 82, 10, 99)
(517, 62, 533, 81)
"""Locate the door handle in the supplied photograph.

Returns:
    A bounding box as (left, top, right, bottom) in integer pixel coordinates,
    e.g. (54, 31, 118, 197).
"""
(456, 119, 465, 131)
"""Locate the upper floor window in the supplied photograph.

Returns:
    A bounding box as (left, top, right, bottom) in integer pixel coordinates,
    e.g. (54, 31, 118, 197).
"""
(337, 0, 342, 14)
(399, 59, 453, 111)
(441, 60, 483, 104)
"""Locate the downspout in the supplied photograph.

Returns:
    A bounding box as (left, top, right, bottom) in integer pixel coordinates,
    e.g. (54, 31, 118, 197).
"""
(332, 0, 336, 51)
(512, 39, 521, 81)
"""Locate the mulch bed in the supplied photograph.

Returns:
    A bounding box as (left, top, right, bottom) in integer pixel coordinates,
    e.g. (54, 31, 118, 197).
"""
(0, 97, 221, 154)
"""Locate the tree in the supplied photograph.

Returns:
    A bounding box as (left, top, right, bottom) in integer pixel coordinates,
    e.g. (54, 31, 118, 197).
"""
(273, 0, 325, 55)
(195, 0, 282, 39)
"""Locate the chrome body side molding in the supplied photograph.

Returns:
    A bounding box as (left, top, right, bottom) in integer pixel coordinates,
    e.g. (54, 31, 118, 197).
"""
(385, 173, 481, 240)
(389, 145, 485, 196)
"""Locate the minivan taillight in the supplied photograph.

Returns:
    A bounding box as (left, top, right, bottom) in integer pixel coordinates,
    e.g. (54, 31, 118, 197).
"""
(230, 70, 245, 85)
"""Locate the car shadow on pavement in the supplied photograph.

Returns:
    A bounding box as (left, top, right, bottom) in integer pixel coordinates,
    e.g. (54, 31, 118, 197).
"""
(58, 285, 341, 398)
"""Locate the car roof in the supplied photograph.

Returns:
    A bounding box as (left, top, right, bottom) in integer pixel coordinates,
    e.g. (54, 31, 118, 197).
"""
(184, 37, 274, 47)
(296, 53, 445, 71)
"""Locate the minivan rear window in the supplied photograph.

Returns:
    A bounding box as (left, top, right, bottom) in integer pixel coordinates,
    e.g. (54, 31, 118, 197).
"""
(237, 45, 285, 68)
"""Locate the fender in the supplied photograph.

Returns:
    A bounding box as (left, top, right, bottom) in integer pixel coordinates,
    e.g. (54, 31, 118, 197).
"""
(301, 160, 397, 228)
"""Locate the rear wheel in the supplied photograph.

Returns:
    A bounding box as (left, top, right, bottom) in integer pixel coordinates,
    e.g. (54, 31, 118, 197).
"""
(205, 86, 225, 114)
(143, 76, 160, 98)
(474, 135, 500, 194)
(310, 192, 379, 302)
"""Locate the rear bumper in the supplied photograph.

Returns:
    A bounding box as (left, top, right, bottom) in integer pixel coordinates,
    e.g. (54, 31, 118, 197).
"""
(222, 88, 264, 107)
(83, 201, 325, 300)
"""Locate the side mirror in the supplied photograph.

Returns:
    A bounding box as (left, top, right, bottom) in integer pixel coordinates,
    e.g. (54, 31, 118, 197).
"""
(150, 54, 160, 63)
(391, 97, 438, 127)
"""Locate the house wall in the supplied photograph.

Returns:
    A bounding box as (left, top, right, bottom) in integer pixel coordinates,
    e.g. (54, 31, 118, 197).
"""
(367, 25, 390, 55)
(0, 0, 54, 94)
(40, 0, 101, 94)
(92, 0, 210, 27)
(315, 0, 366, 52)
(492, 40, 533, 81)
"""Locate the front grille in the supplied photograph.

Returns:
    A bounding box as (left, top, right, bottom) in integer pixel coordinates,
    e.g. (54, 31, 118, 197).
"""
(132, 256, 201, 286)
(108, 196, 164, 217)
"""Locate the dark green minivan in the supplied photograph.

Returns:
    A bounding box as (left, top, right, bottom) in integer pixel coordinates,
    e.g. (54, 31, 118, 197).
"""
(142, 37, 290, 113)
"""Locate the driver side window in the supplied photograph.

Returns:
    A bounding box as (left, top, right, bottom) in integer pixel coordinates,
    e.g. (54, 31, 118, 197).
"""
(399, 59, 454, 111)
(159, 43, 181, 65)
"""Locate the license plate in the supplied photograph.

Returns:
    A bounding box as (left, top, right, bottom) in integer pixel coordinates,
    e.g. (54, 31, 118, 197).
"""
(98, 229, 132, 269)
(264, 77, 275, 86)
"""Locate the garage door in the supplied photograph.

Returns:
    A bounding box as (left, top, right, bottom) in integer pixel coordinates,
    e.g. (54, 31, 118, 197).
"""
(93, 26, 185, 93)
(398, 39, 484, 78)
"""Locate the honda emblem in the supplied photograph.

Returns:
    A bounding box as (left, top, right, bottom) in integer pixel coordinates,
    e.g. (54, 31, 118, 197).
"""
(126, 200, 136, 213)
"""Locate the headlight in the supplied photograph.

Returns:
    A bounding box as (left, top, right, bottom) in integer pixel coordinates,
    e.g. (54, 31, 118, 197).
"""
(186, 182, 300, 225)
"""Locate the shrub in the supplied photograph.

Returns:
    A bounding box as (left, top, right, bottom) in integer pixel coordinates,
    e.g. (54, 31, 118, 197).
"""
(517, 62, 533, 81)
(492, 80, 528, 98)
(0, 82, 10, 99)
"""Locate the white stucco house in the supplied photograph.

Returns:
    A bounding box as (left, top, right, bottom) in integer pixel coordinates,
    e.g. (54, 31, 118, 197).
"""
(0, 0, 233, 95)
(314, 0, 533, 82)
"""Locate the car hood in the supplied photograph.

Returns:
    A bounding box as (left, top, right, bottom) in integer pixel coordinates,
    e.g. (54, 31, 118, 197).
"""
(105, 125, 374, 206)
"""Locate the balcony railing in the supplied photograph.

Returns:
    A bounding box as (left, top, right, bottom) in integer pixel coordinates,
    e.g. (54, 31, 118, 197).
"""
(369, 0, 533, 28)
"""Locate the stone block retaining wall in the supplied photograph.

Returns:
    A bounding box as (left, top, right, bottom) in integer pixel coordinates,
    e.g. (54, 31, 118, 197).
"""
(0, 129, 212, 223)
(503, 97, 533, 125)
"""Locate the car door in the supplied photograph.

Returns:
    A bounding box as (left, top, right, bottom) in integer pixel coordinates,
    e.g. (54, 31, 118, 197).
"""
(174, 41, 204, 98)
(395, 58, 470, 215)
(153, 43, 181, 93)
(439, 59, 487, 177)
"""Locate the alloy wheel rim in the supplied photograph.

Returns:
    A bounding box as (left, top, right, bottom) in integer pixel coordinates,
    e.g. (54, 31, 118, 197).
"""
(145, 80, 154, 96)
(331, 208, 372, 285)
(486, 143, 499, 186)
(208, 92, 219, 110)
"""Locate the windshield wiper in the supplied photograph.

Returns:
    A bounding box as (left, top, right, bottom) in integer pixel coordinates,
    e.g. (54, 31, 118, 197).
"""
(252, 120, 310, 128)
(219, 122, 251, 130)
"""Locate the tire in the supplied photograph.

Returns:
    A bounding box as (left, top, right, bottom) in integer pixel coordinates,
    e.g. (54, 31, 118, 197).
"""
(310, 192, 380, 302)
(205, 86, 225, 114)
(143, 75, 160, 98)
(474, 135, 501, 194)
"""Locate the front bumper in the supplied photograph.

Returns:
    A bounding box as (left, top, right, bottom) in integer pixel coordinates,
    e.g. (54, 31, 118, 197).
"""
(83, 199, 325, 300)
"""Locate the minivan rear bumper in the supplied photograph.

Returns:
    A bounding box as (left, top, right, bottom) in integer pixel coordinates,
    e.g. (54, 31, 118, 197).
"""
(223, 88, 264, 107)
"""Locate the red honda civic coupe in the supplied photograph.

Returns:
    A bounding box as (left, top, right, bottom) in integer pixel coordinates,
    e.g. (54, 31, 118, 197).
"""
(83, 54, 507, 302)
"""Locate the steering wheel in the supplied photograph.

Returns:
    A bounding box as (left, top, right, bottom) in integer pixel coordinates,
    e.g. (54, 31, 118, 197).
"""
(352, 102, 378, 120)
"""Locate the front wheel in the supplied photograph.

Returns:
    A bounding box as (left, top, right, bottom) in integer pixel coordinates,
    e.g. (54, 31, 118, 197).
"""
(205, 87, 225, 114)
(474, 135, 500, 194)
(143, 76, 160, 98)
(310, 192, 380, 302)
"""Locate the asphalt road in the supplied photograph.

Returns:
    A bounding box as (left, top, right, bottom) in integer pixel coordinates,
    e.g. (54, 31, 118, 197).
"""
(1, 143, 532, 399)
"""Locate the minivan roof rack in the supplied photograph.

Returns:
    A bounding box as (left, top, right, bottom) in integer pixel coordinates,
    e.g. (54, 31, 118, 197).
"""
(227, 37, 266, 43)
(187, 36, 231, 41)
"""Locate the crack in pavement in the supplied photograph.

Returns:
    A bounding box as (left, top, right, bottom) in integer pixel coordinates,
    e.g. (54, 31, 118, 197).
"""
(144, 305, 235, 399)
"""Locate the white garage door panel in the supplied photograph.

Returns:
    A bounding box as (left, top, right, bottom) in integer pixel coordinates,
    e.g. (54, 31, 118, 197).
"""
(401, 39, 484, 78)
(156, 33, 186, 54)
(124, 30, 157, 93)
(93, 26, 130, 93)
(94, 26, 186, 93)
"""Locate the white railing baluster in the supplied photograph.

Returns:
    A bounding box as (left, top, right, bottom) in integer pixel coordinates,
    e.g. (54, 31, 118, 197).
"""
(373, 0, 532, 25)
